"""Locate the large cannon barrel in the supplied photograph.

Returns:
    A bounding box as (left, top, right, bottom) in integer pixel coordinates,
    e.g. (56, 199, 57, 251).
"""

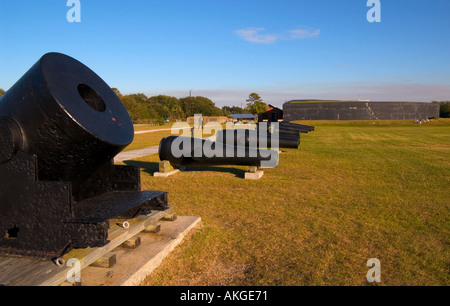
(159, 136, 279, 168)
(275, 124, 309, 134)
(0, 53, 169, 259)
(266, 124, 302, 137)
(0, 52, 134, 187)
(216, 129, 300, 149)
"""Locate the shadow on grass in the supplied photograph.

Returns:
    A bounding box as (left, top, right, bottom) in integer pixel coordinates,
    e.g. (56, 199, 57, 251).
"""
(124, 160, 159, 176)
(124, 160, 246, 178)
(180, 166, 246, 178)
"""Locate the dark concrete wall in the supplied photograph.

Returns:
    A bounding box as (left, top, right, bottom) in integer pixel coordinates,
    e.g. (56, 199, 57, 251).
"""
(284, 101, 440, 121)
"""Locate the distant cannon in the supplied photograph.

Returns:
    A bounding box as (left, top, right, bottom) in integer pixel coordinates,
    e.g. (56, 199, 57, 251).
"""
(0, 53, 169, 259)
(216, 129, 300, 149)
(273, 124, 308, 135)
(262, 125, 301, 137)
(159, 136, 279, 168)
(280, 122, 315, 132)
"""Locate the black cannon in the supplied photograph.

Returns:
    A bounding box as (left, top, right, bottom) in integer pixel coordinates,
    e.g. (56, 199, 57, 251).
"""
(159, 136, 279, 168)
(216, 129, 300, 149)
(259, 125, 299, 138)
(272, 124, 309, 135)
(280, 122, 315, 132)
(0, 53, 169, 259)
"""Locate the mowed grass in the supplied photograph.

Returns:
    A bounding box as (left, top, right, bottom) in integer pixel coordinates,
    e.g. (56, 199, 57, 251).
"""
(124, 119, 449, 286)
(124, 124, 215, 152)
(123, 130, 174, 151)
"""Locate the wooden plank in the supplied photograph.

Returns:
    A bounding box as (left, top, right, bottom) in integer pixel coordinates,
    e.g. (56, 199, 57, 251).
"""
(0, 209, 172, 286)
(0, 258, 49, 286)
(143, 224, 161, 234)
(81, 216, 201, 286)
(161, 213, 177, 221)
(121, 237, 141, 249)
(90, 253, 117, 268)
(0, 257, 15, 269)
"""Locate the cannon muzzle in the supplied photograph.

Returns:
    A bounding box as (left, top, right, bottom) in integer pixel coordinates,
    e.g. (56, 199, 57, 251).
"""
(0, 53, 169, 259)
(0, 53, 134, 187)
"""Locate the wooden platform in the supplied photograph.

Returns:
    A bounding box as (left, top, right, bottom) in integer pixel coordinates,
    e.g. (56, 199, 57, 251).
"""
(82, 216, 200, 286)
(0, 209, 200, 286)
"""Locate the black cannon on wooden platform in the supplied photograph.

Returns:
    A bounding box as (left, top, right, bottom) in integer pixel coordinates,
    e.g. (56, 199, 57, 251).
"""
(159, 136, 279, 168)
(0, 53, 169, 259)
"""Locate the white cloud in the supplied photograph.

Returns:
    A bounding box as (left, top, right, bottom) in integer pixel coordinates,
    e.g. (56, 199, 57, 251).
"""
(234, 28, 279, 44)
(234, 27, 320, 44)
(289, 28, 320, 40)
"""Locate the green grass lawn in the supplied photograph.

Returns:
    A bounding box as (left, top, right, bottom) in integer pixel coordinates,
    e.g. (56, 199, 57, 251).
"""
(123, 130, 174, 151)
(123, 119, 449, 286)
(124, 124, 216, 152)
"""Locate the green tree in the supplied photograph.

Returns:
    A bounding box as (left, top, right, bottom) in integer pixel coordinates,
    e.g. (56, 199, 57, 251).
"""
(439, 101, 450, 118)
(170, 105, 185, 120)
(118, 92, 222, 123)
(432, 101, 450, 118)
(112, 88, 122, 97)
(223, 106, 246, 115)
(0, 89, 5, 98)
(120, 94, 150, 122)
(180, 96, 222, 117)
(245, 93, 267, 115)
(146, 95, 184, 120)
(222, 106, 232, 116)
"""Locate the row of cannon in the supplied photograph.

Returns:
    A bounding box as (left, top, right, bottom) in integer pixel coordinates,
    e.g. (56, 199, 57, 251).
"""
(159, 121, 314, 169)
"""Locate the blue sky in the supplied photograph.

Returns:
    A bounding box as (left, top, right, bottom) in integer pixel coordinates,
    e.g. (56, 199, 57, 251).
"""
(1, 0, 449, 108)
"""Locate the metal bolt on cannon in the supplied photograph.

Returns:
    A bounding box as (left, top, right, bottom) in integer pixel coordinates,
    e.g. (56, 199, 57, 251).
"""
(0, 52, 170, 260)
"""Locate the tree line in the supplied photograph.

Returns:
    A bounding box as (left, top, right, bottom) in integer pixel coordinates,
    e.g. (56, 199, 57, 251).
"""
(433, 101, 450, 118)
(116, 90, 221, 124)
(113, 89, 267, 124)
(0, 88, 267, 124)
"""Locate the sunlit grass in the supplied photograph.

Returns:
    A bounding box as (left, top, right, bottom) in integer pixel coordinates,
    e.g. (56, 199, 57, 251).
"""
(122, 119, 450, 286)
(124, 124, 218, 152)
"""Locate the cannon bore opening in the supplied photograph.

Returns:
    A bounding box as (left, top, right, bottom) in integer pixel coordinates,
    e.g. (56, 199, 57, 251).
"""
(77, 83, 106, 112)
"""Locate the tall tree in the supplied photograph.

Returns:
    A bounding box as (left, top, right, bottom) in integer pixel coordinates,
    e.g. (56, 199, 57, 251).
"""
(433, 101, 450, 118)
(111, 88, 122, 97)
(246, 93, 267, 115)
(222, 105, 246, 115)
(147, 95, 183, 119)
(120, 94, 151, 122)
(180, 96, 222, 117)
(0, 89, 5, 98)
